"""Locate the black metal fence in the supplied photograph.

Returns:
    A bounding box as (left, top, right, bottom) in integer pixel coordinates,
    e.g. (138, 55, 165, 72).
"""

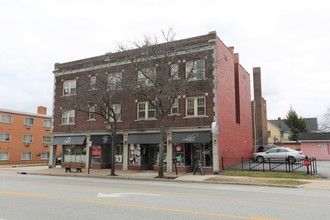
(221, 157, 317, 175)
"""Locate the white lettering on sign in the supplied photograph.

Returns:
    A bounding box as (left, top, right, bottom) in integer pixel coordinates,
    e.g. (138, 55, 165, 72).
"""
(64, 137, 71, 144)
(183, 133, 198, 142)
(102, 136, 109, 144)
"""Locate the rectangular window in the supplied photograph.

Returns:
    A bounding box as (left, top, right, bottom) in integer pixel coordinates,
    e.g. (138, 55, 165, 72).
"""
(63, 79, 77, 96)
(0, 133, 10, 142)
(108, 73, 122, 90)
(40, 152, 49, 160)
(186, 97, 205, 117)
(186, 59, 205, 81)
(0, 152, 9, 160)
(21, 152, 32, 160)
(138, 67, 156, 87)
(43, 119, 52, 128)
(0, 114, 12, 123)
(109, 104, 121, 122)
(171, 99, 179, 115)
(24, 117, 34, 126)
(23, 135, 33, 143)
(170, 64, 179, 79)
(90, 75, 96, 90)
(88, 106, 96, 120)
(61, 110, 75, 125)
(42, 136, 51, 143)
(137, 101, 156, 120)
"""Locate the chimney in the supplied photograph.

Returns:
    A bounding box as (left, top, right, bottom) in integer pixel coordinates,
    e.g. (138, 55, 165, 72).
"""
(253, 67, 262, 100)
(277, 117, 282, 128)
(37, 106, 47, 115)
(234, 53, 239, 64)
(228, 46, 235, 54)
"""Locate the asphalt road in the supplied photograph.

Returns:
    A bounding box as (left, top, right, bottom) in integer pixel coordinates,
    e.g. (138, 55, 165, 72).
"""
(0, 170, 329, 220)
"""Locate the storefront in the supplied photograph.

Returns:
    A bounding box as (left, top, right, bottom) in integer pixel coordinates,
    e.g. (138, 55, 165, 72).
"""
(51, 136, 86, 165)
(172, 131, 212, 173)
(90, 134, 123, 169)
(127, 133, 166, 170)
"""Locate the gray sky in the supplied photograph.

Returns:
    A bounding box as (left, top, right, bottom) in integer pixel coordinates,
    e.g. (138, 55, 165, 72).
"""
(1, 0, 329, 126)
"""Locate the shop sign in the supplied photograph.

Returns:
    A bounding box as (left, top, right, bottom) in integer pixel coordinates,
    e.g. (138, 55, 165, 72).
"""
(183, 133, 198, 142)
(102, 136, 110, 144)
(115, 155, 122, 163)
(92, 146, 102, 156)
(64, 137, 72, 144)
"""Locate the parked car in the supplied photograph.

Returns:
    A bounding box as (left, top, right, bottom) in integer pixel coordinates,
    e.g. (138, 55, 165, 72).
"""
(252, 147, 305, 164)
(256, 144, 278, 152)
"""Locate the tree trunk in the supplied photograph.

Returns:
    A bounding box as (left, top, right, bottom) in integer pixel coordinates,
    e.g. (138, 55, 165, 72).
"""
(158, 117, 165, 178)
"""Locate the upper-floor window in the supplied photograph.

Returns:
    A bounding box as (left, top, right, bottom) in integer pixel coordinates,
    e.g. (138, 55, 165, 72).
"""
(137, 101, 156, 120)
(61, 109, 75, 125)
(42, 136, 51, 143)
(186, 59, 205, 81)
(90, 75, 97, 90)
(170, 64, 179, 80)
(108, 104, 122, 122)
(63, 79, 76, 96)
(0, 114, 12, 123)
(23, 135, 33, 143)
(88, 106, 96, 121)
(138, 67, 156, 87)
(0, 152, 9, 160)
(186, 97, 205, 117)
(43, 119, 52, 128)
(170, 99, 179, 115)
(24, 117, 34, 126)
(108, 72, 122, 90)
(0, 133, 10, 142)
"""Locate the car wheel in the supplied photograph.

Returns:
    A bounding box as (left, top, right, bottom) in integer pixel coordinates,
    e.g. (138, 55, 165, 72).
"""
(256, 156, 264, 163)
(288, 156, 295, 164)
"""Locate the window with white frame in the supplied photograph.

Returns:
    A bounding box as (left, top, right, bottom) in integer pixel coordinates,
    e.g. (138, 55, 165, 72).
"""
(43, 119, 52, 128)
(171, 99, 179, 115)
(23, 135, 33, 143)
(0, 133, 10, 142)
(108, 104, 121, 122)
(170, 64, 179, 79)
(185, 59, 205, 80)
(137, 101, 156, 120)
(186, 97, 205, 117)
(40, 152, 49, 160)
(61, 109, 75, 125)
(24, 117, 34, 126)
(21, 152, 32, 160)
(63, 79, 77, 96)
(88, 106, 96, 120)
(0, 152, 9, 160)
(0, 114, 12, 123)
(90, 75, 97, 90)
(108, 72, 122, 90)
(42, 136, 51, 143)
(138, 67, 156, 87)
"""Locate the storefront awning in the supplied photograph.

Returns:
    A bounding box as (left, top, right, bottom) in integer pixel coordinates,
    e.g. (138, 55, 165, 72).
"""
(172, 132, 211, 143)
(52, 136, 85, 145)
(91, 134, 123, 144)
(127, 133, 160, 144)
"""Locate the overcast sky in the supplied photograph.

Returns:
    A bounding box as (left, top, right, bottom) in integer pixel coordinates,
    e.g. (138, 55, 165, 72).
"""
(1, 0, 329, 126)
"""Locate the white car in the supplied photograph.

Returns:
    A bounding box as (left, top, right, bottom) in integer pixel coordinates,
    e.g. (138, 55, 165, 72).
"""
(252, 147, 305, 164)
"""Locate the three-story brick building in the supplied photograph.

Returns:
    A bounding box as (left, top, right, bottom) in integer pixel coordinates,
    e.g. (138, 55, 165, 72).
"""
(50, 32, 253, 173)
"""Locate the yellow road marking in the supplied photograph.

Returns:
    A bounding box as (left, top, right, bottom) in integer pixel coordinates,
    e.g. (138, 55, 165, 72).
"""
(0, 190, 280, 220)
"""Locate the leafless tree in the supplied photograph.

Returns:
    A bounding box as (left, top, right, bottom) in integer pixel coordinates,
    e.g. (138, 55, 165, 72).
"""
(320, 107, 330, 132)
(118, 28, 213, 178)
(74, 72, 125, 176)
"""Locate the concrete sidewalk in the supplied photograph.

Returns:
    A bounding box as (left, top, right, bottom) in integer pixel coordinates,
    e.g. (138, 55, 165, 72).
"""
(11, 165, 330, 190)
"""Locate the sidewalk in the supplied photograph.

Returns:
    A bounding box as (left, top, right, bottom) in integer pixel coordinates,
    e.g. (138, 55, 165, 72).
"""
(13, 165, 330, 190)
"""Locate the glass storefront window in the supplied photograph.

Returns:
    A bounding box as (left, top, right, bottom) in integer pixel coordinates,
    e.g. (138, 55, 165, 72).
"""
(63, 145, 86, 163)
(173, 143, 212, 167)
(129, 144, 142, 164)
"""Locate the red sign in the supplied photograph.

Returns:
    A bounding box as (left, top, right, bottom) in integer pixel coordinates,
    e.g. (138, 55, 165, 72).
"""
(175, 145, 182, 152)
(92, 146, 102, 156)
(304, 159, 311, 166)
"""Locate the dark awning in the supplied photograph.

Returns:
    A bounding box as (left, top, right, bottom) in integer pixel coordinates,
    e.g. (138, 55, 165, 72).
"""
(52, 136, 85, 145)
(172, 132, 211, 143)
(127, 133, 160, 144)
(91, 134, 123, 144)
